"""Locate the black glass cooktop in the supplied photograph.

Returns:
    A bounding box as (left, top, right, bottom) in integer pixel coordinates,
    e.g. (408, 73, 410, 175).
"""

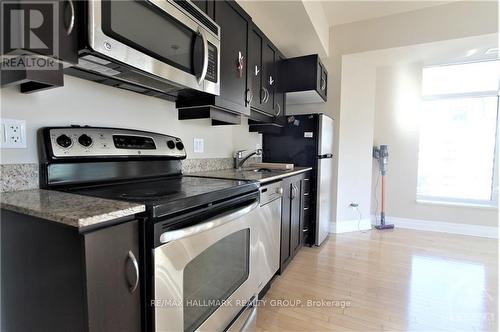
(69, 176, 259, 219)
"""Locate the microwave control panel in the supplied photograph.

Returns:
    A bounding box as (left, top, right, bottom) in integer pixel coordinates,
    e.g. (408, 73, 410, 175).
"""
(206, 43, 218, 83)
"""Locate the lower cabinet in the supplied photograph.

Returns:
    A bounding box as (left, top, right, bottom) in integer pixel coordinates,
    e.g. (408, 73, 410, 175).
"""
(85, 220, 142, 332)
(0, 210, 142, 332)
(279, 171, 310, 274)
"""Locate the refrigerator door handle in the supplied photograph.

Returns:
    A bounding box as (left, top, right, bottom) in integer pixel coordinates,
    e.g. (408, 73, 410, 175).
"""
(318, 153, 333, 159)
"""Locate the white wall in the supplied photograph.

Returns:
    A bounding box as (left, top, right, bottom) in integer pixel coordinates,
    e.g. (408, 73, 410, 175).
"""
(335, 56, 376, 222)
(0, 75, 261, 164)
(372, 62, 498, 227)
(288, 1, 498, 230)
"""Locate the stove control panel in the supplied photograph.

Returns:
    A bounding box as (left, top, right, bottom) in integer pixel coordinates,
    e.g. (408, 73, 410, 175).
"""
(47, 127, 186, 159)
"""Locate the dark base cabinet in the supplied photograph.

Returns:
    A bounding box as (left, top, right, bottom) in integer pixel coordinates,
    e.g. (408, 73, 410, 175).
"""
(279, 171, 310, 274)
(1, 210, 141, 332)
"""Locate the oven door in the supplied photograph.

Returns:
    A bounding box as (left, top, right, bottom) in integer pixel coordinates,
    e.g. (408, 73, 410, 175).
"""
(153, 201, 259, 332)
(88, 0, 220, 95)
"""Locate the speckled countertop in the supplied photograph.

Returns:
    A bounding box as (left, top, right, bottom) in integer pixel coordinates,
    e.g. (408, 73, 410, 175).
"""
(0, 189, 145, 229)
(187, 167, 312, 184)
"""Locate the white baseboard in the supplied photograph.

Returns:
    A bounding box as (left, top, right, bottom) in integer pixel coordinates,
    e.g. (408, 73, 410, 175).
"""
(330, 218, 372, 234)
(371, 215, 498, 239)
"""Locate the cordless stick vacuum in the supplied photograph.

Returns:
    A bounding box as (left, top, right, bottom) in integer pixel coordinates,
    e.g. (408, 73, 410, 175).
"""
(373, 145, 394, 230)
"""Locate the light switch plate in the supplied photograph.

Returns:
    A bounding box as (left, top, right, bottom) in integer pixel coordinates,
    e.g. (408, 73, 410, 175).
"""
(1, 119, 26, 148)
(193, 138, 204, 153)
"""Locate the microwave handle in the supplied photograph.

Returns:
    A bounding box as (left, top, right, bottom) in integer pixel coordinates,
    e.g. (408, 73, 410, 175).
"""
(159, 200, 259, 244)
(197, 28, 209, 85)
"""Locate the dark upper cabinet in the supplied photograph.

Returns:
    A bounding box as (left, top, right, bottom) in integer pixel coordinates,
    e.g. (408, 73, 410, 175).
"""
(176, 0, 251, 122)
(216, 0, 250, 113)
(261, 43, 275, 115)
(249, 25, 263, 112)
(1, 0, 78, 92)
(274, 53, 286, 118)
(280, 54, 328, 105)
(247, 23, 286, 122)
(319, 62, 328, 100)
(279, 171, 310, 274)
(6, 0, 79, 63)
(58, 0, 79, 64)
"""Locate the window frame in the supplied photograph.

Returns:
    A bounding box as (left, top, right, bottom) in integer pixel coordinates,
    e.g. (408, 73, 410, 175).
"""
(417, 62, 500, 208)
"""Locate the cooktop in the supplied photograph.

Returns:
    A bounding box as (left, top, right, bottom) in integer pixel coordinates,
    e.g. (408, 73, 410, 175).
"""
(68, 176, 259, 219)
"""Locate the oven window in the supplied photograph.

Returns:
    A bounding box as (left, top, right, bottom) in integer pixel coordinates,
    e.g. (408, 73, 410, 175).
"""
(102, 0, 195, 74)
(183, 229, 250, 332)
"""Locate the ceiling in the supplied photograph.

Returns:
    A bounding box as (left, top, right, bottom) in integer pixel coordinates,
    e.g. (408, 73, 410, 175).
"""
(321, 1, 453, 26)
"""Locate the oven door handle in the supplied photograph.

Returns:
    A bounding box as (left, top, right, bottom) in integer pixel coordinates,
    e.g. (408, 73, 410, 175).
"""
(159, 200, 259, 244)
(197, 28, 209, 86)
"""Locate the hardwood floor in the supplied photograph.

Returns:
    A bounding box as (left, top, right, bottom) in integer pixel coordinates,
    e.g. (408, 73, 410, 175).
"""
(256, 228, 498, 331)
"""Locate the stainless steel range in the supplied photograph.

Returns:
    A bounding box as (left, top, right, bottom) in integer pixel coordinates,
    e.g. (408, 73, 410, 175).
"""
(39, 126, 260, 332)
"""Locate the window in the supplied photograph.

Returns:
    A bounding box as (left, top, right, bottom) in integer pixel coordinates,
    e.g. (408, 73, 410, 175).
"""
(417, 61, 499, 207)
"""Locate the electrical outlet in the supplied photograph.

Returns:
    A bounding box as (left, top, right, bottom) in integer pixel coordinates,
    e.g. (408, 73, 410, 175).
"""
(193, 138, 204, 153)
(1, 119, 26, 149)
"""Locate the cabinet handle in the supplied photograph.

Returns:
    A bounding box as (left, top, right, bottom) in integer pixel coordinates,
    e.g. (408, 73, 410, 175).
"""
(269, 75, 274, 86)
(127, 250, 139, 293)
(320, 77, 326, 91)
(237, 51, 244, 78)
(275, 103, 281, 117)
(65, 0, 75, 36)
(245, 88, 253, 105)
(261, 87, 269, 103)
(255, 65, 260, 76)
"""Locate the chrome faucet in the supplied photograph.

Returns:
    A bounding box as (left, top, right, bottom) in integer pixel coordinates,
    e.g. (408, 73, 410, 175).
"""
(234, 149, 262, 169)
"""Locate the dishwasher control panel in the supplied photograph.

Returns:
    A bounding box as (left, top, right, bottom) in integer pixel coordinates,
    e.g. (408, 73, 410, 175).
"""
(260, 181, 283, 205)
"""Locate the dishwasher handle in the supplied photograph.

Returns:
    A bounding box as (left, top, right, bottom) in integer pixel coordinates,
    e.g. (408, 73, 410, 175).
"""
(159, 200, 259, 244)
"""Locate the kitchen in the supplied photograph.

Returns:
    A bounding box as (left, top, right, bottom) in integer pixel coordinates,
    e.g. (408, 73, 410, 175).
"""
(1, 1, 498, 332)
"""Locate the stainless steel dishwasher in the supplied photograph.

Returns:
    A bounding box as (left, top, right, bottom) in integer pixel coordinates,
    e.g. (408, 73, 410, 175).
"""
(256, 181, 283, 292)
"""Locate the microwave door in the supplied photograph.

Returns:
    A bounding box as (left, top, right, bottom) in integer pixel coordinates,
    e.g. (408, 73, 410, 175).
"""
(88, 0, 219, 95)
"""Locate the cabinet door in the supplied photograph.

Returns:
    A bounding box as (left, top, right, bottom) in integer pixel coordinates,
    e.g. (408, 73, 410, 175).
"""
(319, 66, 328, 100)
(249, 27, 263, 110)
(261, 43, 275, 115)
(299, 176, 310, 246)
(215, 1, 250, 112)
(280, 178, 292, 271)
(85, 220, 141, 332)
(10, 1, 75, 63)
(59, 0, 78, 64)
(274, 54, 286, 117)
(290, 178, 302, 256)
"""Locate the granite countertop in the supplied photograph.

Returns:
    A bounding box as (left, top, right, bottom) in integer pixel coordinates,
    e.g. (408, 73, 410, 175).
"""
(1, 189, 145, 229)
(187, 166, 313, 184)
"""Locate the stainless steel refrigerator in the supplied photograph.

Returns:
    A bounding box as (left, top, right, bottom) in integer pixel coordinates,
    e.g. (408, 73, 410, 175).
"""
(262, 113, 334, 246)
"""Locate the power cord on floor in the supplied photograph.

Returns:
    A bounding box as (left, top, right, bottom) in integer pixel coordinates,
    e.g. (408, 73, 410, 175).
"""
(350, 203, 371, 233)
(355, 206, 371, 233)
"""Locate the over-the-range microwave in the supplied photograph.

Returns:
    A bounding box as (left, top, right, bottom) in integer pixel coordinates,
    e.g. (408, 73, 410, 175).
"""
(67, 0, 220, 100)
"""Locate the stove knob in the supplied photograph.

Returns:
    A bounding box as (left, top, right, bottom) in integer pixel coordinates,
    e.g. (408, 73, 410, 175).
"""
(175, 141, 184, 150)
(78, 134, 93, 147)
(167, 140, 175, 149)
(56, 134, 72, 148)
